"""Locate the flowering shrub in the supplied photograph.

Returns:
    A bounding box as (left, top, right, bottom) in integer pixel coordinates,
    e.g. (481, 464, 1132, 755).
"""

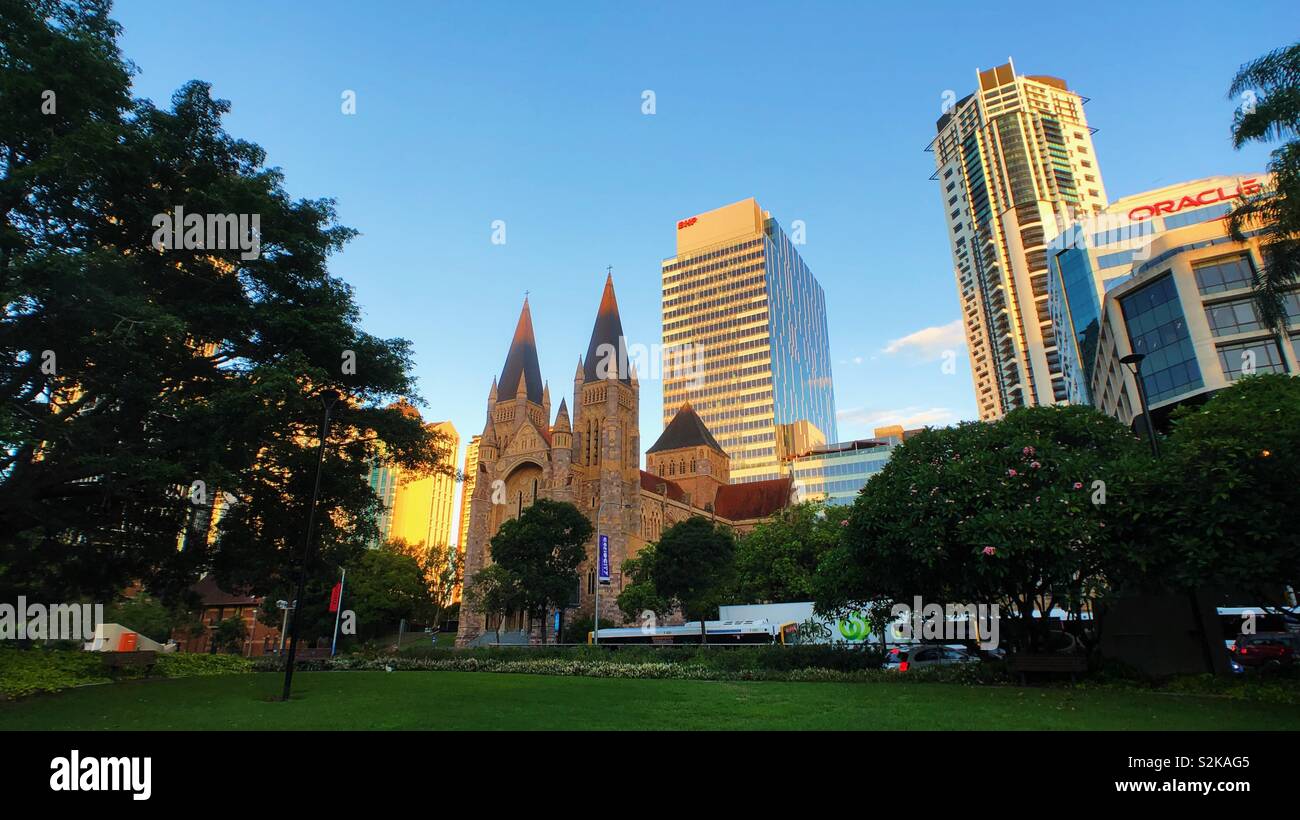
(250, 653, 1009, 686)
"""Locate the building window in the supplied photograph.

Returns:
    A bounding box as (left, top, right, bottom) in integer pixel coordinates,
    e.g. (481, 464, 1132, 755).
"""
(1164, 202, 1233, 230)
(1119, 273, 1203, 403)
(1217, 338, 1289, 380)
(1194, 253, 1255, 295)
(1205, 298, 1265, 337)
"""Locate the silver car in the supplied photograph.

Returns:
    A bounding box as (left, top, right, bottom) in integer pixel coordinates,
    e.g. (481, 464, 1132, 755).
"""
(883, 644, 979, 672)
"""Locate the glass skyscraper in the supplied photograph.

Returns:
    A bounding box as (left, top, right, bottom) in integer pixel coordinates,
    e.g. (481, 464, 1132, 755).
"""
(662, 198, 837, 483)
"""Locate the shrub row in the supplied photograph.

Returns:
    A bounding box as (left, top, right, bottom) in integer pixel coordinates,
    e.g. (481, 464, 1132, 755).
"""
(389, 643, 888, 672)
(0, 647, 111, 699)
(251, 652, 1012, 686)
(0, 648, 253, 700)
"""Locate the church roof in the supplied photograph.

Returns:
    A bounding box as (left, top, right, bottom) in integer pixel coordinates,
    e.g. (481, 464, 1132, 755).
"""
(639, 470, 687, 503)
(497, 299, 545, 404)
(582, 273, 632, 385)
(646, 403, 725, 455)
(713, 477, 794, 521)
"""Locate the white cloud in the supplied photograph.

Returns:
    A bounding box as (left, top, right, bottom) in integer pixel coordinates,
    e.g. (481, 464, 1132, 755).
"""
(882, 320, 965, 362)
(836, 405, 960, 432)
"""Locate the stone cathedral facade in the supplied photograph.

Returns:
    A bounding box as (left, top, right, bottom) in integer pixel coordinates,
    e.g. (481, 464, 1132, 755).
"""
(456, 275, 795, 646)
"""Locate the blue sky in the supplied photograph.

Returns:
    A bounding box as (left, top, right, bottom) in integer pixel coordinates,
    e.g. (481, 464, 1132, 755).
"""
(112, 0, 1288, 519)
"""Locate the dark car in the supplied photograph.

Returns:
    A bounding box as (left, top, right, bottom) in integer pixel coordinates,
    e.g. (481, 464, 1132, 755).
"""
(1233, 633, 1300, 668)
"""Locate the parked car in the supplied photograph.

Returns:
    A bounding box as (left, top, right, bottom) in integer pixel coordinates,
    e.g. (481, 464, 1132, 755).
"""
(883, 644, 979, 672)
(1233, 633, 1299, 668)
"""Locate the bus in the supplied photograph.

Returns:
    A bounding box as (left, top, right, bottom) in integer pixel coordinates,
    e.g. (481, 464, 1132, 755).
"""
(591, 619, 793, 645)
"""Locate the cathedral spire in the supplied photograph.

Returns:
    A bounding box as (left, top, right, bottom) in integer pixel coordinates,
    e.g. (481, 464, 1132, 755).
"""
(497, 297, 544, 404)
(583, 271, 631, 384)
(553, 398, 571, 432)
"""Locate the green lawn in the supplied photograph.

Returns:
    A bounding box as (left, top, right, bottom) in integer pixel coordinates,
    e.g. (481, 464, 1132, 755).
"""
(3, 671, 1299, 730)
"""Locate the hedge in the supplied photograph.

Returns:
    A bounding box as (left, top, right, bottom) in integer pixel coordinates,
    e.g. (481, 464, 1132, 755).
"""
(0, 648, 252, 700)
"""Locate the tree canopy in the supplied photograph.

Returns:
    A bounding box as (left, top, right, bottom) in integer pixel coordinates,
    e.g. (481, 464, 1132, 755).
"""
(0, 0, 443, 606)
(814, 406, 1143, 649)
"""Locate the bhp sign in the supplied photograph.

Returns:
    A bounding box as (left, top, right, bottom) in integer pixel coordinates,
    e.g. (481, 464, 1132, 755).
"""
(1127, 178, 1262, 221)
(677, 217, 698, 230)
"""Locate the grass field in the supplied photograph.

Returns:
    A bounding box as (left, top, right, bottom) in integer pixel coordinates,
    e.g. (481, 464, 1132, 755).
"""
(3, 671, 1300, 730)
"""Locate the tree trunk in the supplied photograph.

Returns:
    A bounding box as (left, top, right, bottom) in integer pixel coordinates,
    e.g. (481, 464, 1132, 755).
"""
(700, 617, 707, 645)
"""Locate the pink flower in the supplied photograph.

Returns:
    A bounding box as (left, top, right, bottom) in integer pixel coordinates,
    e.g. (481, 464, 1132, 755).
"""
(1022, 446, 1035, 456)
(1030, 461, 1041, 469)
(982, 546, 996, 556)
(1073, 482, 1084, 490)
(840, 519, 849, 527)
(1008, 469, 1018, 477)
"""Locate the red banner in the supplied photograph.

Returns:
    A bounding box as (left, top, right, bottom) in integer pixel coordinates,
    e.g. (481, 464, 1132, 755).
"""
(328, 582, 342, 613)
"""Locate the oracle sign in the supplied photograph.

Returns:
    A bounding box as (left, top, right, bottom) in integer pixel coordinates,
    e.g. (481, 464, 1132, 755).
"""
(1127, 178, 1262, 221)
(677, 216, 698, 230)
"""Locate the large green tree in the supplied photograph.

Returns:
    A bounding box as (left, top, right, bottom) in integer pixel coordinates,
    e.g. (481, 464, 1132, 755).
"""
(0, 1, 441, 606)
(616, 543, 670, 624)
(632, 516, 735, 643)
(814, 406, 1143, 651)
(733, 501, 841, 604)
(484, 499, 592, 642)
(1114, 375, 1300, 603)
(1227, 41, 1300, 331)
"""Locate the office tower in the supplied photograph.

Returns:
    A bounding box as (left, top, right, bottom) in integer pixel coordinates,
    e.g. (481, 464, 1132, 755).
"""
(1050, 174, 1267, 407)
(784, 426, 922, 506)
(931, 59, 1109, 420)
(456, 435, 480, 552)
(1082, 175, 1298, 431)
(661, 197, 837, 483)
(366, 406, 459, 552)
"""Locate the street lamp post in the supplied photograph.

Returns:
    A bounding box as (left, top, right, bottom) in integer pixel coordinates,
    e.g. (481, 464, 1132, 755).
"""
(1120, 353, 1159, 457)
(276, 599, 294, 653)
(281, 389, 340, 702)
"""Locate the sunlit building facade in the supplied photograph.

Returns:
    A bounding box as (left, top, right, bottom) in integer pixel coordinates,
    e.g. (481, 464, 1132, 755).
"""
(785, 426, 922, 505)
(1087, 174, 1299, 430)
(456, 434, 480, 551)
(661, 198, 837, 484)
(1049, 174, 1267, 406)
(366, 408, 459, 551)
(931, 60, 1108, 420)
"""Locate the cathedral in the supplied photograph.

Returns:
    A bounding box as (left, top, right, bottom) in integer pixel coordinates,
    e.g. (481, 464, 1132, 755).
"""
(455, 274, 795, 646)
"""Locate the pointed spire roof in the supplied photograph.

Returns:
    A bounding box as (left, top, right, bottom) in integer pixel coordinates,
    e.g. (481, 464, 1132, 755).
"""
(647, 403, 726, 455)
(497, 298, 544, 404)
(583, 273, 631, 385)
(553, 398, 571, 431)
